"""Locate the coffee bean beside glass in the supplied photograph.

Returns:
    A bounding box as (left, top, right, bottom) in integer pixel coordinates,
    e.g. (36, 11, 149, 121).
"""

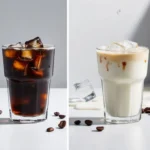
(2, 37, 55, 123)
(96, 41, 149, 124)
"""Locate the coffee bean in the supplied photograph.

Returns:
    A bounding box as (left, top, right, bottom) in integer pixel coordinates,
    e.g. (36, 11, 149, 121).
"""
(54, 112, 60, 116)
(144, 107, 150, 113)
(0, 110, 2, 114)
(59, 115, 66, 119)
(74, 120, 81, 125)
(96, 126, 104, 132)
(58, 120, 66, 129)
(142, 108, 144, 113)
(46, 127, 54, 132)
(85, 120, 93, 126)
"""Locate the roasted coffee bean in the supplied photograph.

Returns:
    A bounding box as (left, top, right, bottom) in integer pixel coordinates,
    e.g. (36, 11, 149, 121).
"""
(58, 120, 66, 129)
(85, 120, 93, 126)
(142, 108, 144, 113)
(0, 110, 2, 114)
(59, 115, 66, 119)
(96, 126, 104, 132)
(74, 120, 81, 125)
(46, 127, 54, 132)
(144, 107, 150, 113)
(54, 112, 60, 116)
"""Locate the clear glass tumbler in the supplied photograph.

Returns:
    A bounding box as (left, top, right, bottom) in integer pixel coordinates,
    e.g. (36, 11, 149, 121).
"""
(96, 46, 149, 124)
(2, 44, 55, 123)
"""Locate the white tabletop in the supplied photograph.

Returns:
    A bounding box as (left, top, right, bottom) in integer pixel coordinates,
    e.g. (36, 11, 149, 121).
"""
(69, 88, 150, 150)
(0, 88, 67, 150)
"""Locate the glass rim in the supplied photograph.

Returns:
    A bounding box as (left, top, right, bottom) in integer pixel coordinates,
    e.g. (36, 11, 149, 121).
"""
(96, 46, 149, 53)
(2, 44, 55, 50)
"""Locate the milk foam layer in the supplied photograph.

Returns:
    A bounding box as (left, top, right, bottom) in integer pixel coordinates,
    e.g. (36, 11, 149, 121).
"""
(97, 41, 149, 117)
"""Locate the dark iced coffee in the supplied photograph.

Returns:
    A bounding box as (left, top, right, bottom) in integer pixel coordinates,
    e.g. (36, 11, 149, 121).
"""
(2, 37, 55, 122)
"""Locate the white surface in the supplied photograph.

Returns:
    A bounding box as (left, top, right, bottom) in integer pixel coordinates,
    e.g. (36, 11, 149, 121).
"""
(0, 88, 67, 150)
(75, 101, 102, 110)
(69, 88, 150, 150)
(70, 115, 150, 150)
(69, 0, 150, 88)
(0, 0, 67, 88)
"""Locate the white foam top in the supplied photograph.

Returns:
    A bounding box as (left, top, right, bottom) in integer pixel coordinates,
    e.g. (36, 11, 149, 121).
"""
(97, 40, 148, 53)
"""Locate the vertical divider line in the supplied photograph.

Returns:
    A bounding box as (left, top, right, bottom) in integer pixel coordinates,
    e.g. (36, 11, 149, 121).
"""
(67, 0, 69, 150)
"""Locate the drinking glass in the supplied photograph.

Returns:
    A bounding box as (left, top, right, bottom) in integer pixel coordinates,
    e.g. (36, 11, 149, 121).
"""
(96, 47, 149, 124)
(2, 44, 55, 123)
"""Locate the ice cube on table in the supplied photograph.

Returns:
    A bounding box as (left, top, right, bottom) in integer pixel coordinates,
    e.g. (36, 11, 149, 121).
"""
(25, 37, 43, 48)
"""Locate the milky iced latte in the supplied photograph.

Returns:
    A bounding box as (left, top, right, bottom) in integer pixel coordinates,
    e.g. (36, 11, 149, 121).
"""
(97, 41, 149, 123)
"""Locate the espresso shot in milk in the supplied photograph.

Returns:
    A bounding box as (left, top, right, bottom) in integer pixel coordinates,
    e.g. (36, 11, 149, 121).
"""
(96, 41, 149, 124)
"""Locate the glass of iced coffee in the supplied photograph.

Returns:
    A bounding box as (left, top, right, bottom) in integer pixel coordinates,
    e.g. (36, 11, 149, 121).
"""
(96, 41, 149, 124)
(2, 37, 55, 123)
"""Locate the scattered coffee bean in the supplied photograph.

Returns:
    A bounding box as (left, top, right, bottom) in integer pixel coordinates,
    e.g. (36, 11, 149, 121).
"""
(144, 107, 150, 113)
(54, 112, 60, 116)
(96, 126, 104, 132)
(59, 115, 66, 119)
(142, 108, 144, 113)
(46, 127, 54, 132)
(85, 120, 93, 126)
(0, 110, 2, 114)
(58, 120, 66, 129)
(74, 120, 81, 125)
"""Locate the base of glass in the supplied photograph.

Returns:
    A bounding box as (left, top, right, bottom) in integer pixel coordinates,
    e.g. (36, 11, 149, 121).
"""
(104, 112, 141, 124)
(9, 110, 48, 124)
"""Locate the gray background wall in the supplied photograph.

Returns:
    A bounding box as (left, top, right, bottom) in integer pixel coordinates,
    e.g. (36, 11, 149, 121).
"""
(0, 0, 66, 88)
(69, 0, 150, 88)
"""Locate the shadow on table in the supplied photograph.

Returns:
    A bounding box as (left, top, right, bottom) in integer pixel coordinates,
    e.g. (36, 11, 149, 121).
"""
(0, 118, 20, 125)
(69, 117, 107, 126)
(0, 118, 44, 125)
